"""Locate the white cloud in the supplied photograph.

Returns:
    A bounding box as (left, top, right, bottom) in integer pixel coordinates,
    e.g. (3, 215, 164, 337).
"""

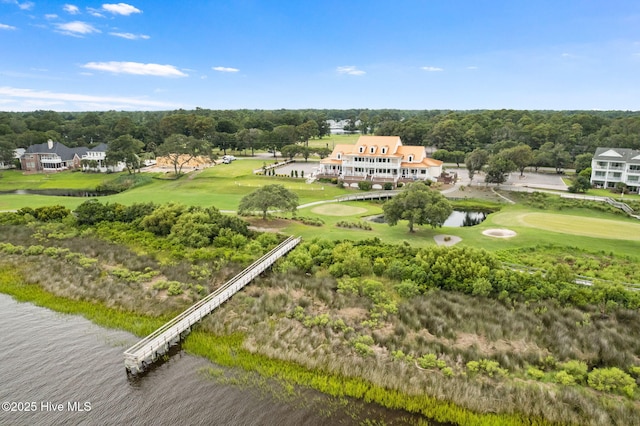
(55, 21, 100, 36)
(109, 32, 150, 40)
(467, 66, 478, 70)
(86, 8, 105, 17)
(63, 4, 80, 14)
(0, 23, 17, 30)
(337, 66, 365, 76)
(82, 61, 187, 77)
(102, 3, 142, 16)
(2, 0, 33, 10)
(0, 86, 182, 110)
(45, 14, 58, 20)
(213, 66, 239, 73)
(421, 66, 443, 72)
(17, 1, 33, 10)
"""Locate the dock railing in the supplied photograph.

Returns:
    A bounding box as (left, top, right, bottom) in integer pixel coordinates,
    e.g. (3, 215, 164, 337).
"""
(124, 235, 301, 373)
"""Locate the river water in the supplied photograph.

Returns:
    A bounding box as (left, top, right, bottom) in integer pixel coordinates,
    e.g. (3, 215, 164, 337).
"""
(0, 294, 441, 426)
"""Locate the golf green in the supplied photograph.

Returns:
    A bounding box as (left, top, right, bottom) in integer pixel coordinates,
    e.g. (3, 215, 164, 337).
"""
(310, 204, 368, 216)
(492, 211, 640, 241)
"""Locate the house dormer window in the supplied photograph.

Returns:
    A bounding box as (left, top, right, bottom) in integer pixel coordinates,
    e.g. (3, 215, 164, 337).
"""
(359, 146, 365, 153)
(408, 155, 414, 162)
(369, 146, 375, 154)
(337, 153, 342, 160)
(382, 147, 387, 154)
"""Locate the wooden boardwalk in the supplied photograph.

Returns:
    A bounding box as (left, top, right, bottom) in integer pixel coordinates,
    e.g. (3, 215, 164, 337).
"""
(336, 190, 400, 202)
(124, 236, 301, 374)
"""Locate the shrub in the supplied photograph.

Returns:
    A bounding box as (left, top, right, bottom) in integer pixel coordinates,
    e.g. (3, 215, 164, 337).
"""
(466, 359, 508, 378)
(351, 335, 374, 356)
(383, 182, 393, 190)
(152, 281, 171, 290)
(336, 221, 372, 230)
(33, 205, 71, 222)
(526, 366, 545, 380)
(24, 245, 45, 256)
(394, 279, 420, 298)
(559, 360, 588, 383)
(587, 367, 637, 397)
(167, 281, 184, 296)
(441, 367, 454, 377)
(418, 353, 446, 370)
(554, 370, 576, 385)
(358, 180, 373, 191)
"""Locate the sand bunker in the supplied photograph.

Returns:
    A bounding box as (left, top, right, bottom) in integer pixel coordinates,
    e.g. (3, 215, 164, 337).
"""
(482, 228, 517, 238)
(434, 235, 462, 246)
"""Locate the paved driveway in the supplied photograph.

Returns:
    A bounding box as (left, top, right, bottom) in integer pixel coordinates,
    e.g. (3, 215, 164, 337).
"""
(445, 167, 568, 191)
(273, 162, 321, 177)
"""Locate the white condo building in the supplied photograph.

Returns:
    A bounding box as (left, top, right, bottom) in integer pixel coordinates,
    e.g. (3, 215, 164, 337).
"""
(590, 147, 640, 193)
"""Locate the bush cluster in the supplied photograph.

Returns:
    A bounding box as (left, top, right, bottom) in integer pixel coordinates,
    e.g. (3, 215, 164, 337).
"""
(75, 200, 250, 249)
(335, 221, 372, 230)
(288, 238, 640, 310)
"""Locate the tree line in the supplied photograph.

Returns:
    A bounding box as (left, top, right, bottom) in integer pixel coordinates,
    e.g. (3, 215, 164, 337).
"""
(1, 109, 639, 174)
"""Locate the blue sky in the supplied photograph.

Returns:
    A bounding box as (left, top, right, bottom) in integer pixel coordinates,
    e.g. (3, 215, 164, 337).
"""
(1, 0, 639, 111)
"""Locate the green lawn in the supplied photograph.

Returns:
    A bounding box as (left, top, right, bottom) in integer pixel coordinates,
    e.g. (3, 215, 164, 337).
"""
(305, 133, 360, 149)
(2, 162, 639, 260)
(0, 169, 124, 190)
(0, 160, 351, 211)
(279, 199, 640, 257)
(585, 187, 640, 200)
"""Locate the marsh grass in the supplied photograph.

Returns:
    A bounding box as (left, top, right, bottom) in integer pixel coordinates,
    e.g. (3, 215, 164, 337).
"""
(0, 267, 167, 335)
(1, 205, 640, 425)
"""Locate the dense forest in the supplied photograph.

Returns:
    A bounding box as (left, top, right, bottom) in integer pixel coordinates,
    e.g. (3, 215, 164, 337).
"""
(1, 109, 640, 159)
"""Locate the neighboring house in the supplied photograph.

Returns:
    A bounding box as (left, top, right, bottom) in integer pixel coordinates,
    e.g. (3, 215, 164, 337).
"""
(21, 140, 84, 172)
(590, 147, 640, 193)
(327, 119, 362, 135)
(0, 148, 25, 170)
(318, 135, 443, 187)
(80, 143, 126, 172)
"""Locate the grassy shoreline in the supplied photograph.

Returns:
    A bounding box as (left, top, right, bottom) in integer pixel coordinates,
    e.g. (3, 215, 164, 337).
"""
(0, 269, 548, 426)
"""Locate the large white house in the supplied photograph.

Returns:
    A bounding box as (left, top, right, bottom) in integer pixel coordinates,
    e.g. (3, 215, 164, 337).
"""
(318, 136, 443, 187)
(80, 143, 126, 172)
(590, 147, 640, 193)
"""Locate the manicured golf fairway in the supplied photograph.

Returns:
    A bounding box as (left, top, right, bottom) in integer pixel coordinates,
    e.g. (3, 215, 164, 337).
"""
(492, 211, 640, 241)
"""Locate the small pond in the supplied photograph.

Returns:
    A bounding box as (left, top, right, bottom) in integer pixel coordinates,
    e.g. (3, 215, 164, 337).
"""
(442, 210, 487, 227)
(367, 210, 488, 227)
(0, 189, 117, 197)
